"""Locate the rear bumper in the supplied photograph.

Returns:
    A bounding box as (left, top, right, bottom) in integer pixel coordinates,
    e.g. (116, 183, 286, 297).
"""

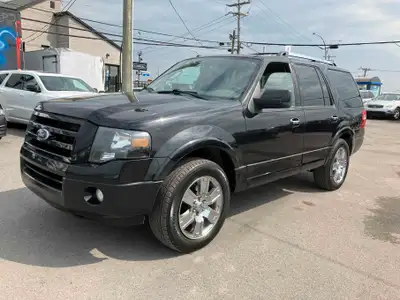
(20, 148, 162, 224)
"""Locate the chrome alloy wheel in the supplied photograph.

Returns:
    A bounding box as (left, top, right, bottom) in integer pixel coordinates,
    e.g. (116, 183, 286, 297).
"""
(331, 147, 348, 184)
(178, 176, 224, 240)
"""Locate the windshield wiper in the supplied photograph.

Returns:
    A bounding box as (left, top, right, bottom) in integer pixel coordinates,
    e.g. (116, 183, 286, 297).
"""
(156, 89, 207, 99)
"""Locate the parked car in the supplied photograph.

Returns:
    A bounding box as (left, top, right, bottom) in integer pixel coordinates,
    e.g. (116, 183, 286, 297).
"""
(0, 70, 98, 124)
(365, 92, 400, 120)
(359, 89, 375, 104)
(20, 52, 366, 253)
(0, 104, 6, 140)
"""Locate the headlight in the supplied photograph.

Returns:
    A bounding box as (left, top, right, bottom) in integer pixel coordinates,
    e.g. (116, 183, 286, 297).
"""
(0, 107, 4, 115)
(385, 103, 395, 109)
(89, 127, 151, 163)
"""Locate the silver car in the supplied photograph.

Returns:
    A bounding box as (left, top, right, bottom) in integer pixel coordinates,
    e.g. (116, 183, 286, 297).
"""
(365, 93, 400, 120)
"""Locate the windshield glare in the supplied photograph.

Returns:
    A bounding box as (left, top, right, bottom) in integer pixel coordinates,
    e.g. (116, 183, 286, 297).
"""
(375, 94, 400, 101)
(40, 76, 94, 92)
(147, 57, 260, 100)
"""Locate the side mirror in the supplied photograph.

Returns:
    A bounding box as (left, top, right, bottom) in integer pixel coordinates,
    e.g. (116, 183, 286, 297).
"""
(254, 89, 291, 109)
(26, 83, 40, 93)
(93, 88, 98, 93)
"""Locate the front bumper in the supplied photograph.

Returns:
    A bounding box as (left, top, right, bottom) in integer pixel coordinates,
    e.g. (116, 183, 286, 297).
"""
(20, 146, 162, 224)
(366, 108, 396, 118)
(0, 115, 6, 137)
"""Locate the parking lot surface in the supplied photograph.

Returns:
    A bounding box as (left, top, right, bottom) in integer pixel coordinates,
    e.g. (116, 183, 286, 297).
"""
(0, 120, 400, 300)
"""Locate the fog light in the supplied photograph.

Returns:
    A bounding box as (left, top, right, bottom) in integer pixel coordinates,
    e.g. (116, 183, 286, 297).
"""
(95, 189, 104, 202)
(83, 187, 104, 205)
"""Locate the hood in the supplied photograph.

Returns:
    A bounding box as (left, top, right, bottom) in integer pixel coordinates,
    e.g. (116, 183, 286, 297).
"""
(39, 92, 232, 129)
(367, 100, 400, 106)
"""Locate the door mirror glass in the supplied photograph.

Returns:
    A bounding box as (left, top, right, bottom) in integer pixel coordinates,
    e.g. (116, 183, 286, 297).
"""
(254, 89, 291, 109)
(26, 83, 40, 93)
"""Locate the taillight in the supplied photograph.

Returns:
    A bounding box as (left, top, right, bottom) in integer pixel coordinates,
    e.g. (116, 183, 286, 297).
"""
(361, 110, 367, 128)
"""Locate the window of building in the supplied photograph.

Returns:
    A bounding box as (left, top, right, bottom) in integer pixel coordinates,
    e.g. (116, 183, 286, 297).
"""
(50, 1, 55, 9)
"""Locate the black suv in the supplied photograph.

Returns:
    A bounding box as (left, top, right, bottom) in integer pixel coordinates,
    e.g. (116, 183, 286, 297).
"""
(20, 52, 366, 253)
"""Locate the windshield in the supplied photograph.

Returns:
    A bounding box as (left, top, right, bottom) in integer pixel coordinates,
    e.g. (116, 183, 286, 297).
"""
(40, 76, 94, 92)
(375, 94, 400, 101)
(147, 56, 261, 101)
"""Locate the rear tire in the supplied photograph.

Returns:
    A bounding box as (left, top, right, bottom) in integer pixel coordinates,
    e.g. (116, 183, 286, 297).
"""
(393, 108, 400, 120)
(313, 138, 350, 191)
(149, 158, 230, 253)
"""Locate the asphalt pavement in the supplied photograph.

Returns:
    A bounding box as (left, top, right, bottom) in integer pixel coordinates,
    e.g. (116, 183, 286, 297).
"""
(0, 120, 399, 300)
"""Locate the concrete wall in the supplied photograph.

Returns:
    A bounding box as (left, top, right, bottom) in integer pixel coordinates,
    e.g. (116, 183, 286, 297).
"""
(66, 16, 120, 66)
(20, 0, 61, 51)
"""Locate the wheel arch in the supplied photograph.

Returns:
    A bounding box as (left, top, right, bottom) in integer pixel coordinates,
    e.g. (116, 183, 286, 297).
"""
(333, 127, 355, 154)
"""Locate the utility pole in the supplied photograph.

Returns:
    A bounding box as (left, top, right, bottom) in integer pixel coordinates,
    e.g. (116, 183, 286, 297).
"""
(229, 30, 236, 54)
(360, 67, 371, 77)
(137, 51, 142, 83)
(122, 0, 134, 97)
(226, 0, 250, 54)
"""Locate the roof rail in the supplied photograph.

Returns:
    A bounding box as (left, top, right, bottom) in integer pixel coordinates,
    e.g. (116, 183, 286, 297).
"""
(253, 51, 336, 66)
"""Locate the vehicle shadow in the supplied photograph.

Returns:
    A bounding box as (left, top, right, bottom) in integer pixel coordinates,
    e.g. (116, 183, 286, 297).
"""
(0, 173, 321, 268)
(6, 122, 26, 138)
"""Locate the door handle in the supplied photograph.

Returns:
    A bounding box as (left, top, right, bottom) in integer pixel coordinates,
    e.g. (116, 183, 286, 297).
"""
(330, 115, 339, 121)
(290, 118, 300, 126)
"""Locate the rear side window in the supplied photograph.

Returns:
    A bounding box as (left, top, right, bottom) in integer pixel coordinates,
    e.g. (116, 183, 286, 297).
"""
(0, 73, 8, 84)
(5, 74, 24, 90)
(327, 69, 363, 107)
(294, 64, 324, 106)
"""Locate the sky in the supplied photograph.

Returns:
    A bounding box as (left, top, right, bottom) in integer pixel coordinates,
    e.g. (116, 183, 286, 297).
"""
(16, 0, 400, 90)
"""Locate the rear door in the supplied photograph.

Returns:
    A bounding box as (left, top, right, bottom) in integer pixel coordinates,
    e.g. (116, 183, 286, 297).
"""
(293, 63, 338, 165)
(2, 73, 24, 120)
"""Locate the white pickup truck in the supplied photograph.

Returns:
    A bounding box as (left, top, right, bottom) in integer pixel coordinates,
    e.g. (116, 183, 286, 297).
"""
(0, 70, 98, 124)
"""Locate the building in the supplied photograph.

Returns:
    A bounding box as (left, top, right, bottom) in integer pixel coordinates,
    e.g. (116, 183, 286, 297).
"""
(1, 0, 121, 92)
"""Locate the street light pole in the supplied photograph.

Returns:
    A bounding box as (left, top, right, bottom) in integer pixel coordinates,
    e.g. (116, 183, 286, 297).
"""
(122, 0, 135, 98)
(313, 32, 327, 60)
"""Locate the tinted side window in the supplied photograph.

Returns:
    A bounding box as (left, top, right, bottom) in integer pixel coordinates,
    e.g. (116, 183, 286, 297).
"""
(5, 74, 24, 90)
(295, 64, 324, 106)
(316, 69, 333, 105)
(0, 73, 8, 84)
(327, 69, 363, 108)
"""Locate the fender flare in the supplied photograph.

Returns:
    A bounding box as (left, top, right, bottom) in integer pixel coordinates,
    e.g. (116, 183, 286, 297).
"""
(144, 126, 241, 181)
(332, 127, 355, 152)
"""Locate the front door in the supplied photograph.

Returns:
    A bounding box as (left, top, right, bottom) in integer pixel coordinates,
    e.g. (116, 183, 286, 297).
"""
(243, 62, 305, 186)
(293, 64, 338, 164)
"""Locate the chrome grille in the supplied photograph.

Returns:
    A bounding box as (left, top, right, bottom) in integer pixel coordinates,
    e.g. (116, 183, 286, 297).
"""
(25, 111, 83, 162)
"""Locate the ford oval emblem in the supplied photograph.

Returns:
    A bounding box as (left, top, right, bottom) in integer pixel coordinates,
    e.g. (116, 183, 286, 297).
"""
(37, 128, 50, 141)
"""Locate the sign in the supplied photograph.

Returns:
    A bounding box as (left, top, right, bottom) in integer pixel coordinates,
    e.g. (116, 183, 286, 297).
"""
(133, 62, 147, 71)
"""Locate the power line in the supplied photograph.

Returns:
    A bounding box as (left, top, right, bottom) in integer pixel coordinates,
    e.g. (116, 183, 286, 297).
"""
(21, 17, 227, 45)
(20, 28, 228, 50)
(241, 39, 400, 47)
(142, 15, 232, 54)
(257, 0, 313, 43)
(24, 0, 78, 43)
(167, 0, 202, 46)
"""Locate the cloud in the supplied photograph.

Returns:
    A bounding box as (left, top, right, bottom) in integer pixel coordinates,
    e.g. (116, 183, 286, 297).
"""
(71, 0, 400, 90)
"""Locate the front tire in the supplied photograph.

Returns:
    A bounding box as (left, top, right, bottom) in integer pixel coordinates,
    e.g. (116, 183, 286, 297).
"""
(149, 158, 230, 253)
(313, 138, 350, 191)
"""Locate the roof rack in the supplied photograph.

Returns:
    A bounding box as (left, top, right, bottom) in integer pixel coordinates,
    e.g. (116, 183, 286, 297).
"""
(253, 51, 336, 66)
